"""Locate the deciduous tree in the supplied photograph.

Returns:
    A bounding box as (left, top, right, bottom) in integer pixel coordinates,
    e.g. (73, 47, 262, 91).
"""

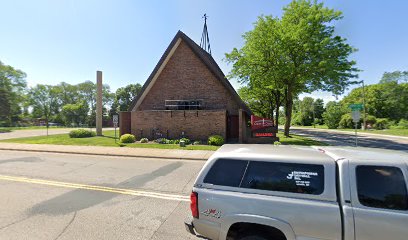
(115, 84, 142, 111)
(226, 0, 358, 136)
(0, 61, 27, 126)
(28, 84, 59, 127)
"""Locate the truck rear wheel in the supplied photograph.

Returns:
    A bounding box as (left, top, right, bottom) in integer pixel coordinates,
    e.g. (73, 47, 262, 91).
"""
(238, 235, 268, 240)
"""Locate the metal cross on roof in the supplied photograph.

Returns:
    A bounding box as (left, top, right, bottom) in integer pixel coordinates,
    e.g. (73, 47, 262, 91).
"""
(200, 14, 212, 55)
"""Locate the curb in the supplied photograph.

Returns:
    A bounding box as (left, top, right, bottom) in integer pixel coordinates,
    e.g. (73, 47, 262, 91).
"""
(0, 147, 210, 161)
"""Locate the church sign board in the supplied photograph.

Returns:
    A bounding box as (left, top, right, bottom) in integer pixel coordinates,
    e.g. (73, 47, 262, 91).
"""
(251, 115, 277, 137)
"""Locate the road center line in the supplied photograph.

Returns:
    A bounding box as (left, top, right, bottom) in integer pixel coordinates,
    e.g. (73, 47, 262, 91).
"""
(0, 175, 189, 202)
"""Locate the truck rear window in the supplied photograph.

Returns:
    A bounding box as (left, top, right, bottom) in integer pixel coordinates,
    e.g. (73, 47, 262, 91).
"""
(203, 159, 248, 187)
(240, 162, 324, 195)
(356, 165, 408, 210)
(204, 159, 325, 195)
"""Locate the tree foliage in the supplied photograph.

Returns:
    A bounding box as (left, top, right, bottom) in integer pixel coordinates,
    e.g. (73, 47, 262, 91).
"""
(238, 86, 276, 119)
(292, 97, 325, 126)
(61, 102, 89, 126)
(0, 61, 27, 126)
(379, 71, 408, 84)
(341, 82, 408, 121)
(115, 83, 142, 112)
(28, 84, 59, 126)
(323, 101, 346, 129)
(226, 0, 358, 136)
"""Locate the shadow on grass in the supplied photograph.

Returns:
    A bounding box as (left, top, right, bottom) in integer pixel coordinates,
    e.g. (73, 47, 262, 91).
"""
(100, 135, 117, 140)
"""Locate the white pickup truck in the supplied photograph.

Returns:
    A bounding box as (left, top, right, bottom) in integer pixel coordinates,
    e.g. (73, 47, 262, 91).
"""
(185, 145, 408, 240)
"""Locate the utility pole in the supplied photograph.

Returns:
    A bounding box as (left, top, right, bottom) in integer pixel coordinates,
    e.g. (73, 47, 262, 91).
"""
(312, 101, 316, 128)
(361, 80, 367, 130)
(96, 71, 103, 136)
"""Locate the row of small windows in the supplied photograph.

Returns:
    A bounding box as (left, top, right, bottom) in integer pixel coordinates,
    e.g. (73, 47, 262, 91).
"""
(165, 100, 203, 110)
(204, 159, 408, 211)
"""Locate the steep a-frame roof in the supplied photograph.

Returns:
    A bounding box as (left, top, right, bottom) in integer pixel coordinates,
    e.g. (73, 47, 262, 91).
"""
(128, 30, 251, 114)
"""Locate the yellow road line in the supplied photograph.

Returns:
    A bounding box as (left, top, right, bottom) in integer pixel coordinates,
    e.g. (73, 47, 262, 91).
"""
(0, 175, 189, 202)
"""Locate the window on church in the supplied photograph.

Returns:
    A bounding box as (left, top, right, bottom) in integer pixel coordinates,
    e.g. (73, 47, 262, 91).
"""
(165, 100, 203, 110)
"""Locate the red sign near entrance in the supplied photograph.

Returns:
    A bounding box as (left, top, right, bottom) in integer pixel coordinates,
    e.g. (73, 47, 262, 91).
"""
(251, 115, 274, 130)
(250, 115, 277, 138)
(254, 132, 274, 137)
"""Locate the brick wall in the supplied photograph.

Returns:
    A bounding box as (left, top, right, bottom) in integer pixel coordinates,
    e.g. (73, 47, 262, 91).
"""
(136, 40, 240, 115)
(131, 110, 226, 141)
(119, 112, 131, 136)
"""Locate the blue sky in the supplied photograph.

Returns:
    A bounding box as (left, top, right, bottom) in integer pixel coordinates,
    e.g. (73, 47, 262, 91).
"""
(1, 0, 407, 102)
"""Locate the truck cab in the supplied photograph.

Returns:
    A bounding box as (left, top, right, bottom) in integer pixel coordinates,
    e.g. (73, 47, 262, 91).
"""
(326, 147, 408, 240)
(185, 145, 408, 240)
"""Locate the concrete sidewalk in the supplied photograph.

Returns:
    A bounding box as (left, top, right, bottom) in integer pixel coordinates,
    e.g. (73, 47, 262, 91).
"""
(0, 143, 214, 161)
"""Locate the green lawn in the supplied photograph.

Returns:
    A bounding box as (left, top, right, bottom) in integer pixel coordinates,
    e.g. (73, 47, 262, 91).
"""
(0, 130, 325, 150)
(0, 130, 220, 150)
(0, 128, 12, 133)
(0, 129, 326, 149)
(277, 132, 328, 146)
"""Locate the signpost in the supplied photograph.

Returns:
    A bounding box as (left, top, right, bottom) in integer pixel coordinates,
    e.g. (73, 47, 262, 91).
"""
(113, 115, 119, 143)
(349, 104, 363, 147)
(349, 103, 363, 111)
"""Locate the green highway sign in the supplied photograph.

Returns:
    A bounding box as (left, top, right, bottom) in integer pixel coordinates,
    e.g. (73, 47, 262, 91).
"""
(349, 103, 363, 110)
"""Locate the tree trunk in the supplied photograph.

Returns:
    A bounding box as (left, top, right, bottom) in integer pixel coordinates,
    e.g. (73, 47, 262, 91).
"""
(268, 94, 274, 121)
(274, 90, 280, 127)
(284, 86, 293, 137)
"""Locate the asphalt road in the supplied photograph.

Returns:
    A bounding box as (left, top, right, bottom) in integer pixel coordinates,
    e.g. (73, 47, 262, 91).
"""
(290, 127, 408, 151)
(0, 150, 205, 240)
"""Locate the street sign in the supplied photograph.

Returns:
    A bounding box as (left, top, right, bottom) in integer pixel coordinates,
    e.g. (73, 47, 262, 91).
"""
(351, 110, 361, 123)
(113, 115, 119, 124)
(113, 115, 119, 143)
(351, 110, 361, 147)
(349, 103, 363, 111)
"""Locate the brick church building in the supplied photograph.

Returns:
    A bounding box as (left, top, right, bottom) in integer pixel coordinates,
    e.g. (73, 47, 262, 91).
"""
(120, 30, 251, 142)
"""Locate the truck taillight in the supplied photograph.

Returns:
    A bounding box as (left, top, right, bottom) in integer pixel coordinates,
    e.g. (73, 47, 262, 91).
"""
(190, 191, 199, 218)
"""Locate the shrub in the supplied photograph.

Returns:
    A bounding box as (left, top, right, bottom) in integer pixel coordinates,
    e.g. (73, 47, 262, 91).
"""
(179, 137, 191, 145)
(339, 114, 355, 129)
(208, 135, 224, 146)
(374, 118, 390, 130)
(140, 137, 149, 143)
(365, 115, 377, 126)
(155, 138, 168, 144)
(167, 139, 179, 144)
(398, 119, 408, 129)
(69, 129, 95, 138)
(193, 140, 201, 145)
(120, 134, 136, 143)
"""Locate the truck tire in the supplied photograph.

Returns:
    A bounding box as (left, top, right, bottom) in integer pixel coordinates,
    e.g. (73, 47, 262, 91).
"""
(238, 235, 268, 240)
